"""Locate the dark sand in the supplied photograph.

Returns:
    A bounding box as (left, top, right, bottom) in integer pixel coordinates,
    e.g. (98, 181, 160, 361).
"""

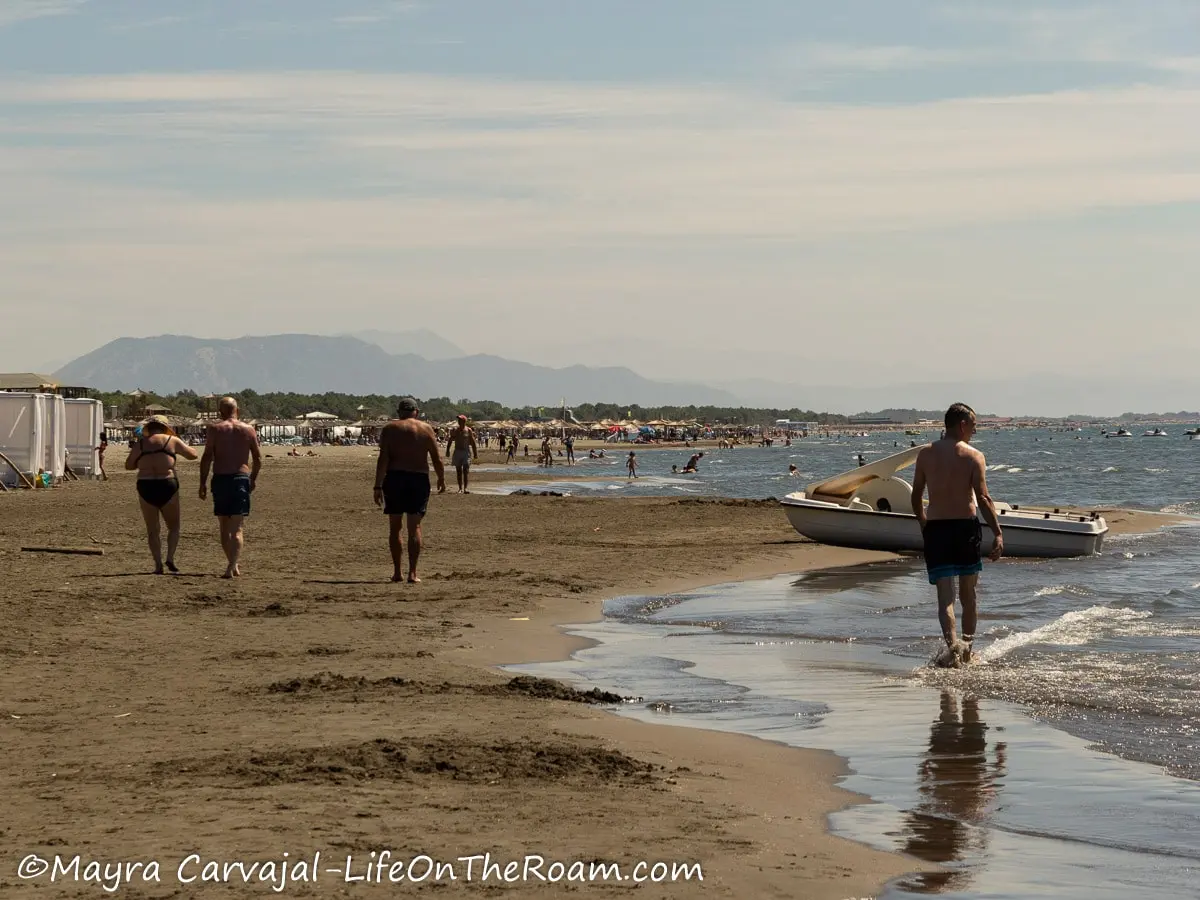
(1, 447, 1171, 896)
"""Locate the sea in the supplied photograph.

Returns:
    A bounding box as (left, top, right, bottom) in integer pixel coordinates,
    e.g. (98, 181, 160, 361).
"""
(497, 428, 1200, 898)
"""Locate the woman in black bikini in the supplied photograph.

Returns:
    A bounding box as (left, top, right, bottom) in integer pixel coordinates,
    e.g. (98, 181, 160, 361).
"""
(125, 415, 199, 574)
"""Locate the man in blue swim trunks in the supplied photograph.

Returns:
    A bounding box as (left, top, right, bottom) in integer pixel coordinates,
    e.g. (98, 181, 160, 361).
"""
(199, 397, 262, 579)
(911, 403, 1004, 661)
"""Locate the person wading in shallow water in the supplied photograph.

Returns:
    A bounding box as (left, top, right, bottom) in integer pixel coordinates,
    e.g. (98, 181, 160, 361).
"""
(374, 397, 446, 583)
(911, 403, 1003, 663)
(199, 397, 262, 579)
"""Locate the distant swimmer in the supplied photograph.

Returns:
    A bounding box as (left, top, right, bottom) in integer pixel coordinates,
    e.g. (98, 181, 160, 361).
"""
(374, 397, 446, 583)
(911, 403, 1003, 665)
(446, 414, 478, 493)
(788, 464, 799, 476)
(199, 397, 262, 579)
(681, 451, 704, 473)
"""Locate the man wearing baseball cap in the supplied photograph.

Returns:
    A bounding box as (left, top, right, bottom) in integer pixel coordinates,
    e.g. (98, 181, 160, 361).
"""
(446, 413, 478, 493)
(373, 397, 446, 583)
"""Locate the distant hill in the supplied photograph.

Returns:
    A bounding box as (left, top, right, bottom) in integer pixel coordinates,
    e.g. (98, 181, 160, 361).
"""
(343, 329, 465, 360)
(54, 334, 739, 407)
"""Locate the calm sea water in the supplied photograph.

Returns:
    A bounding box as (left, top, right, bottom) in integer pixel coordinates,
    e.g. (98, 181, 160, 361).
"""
(505, 427, 1200, 898)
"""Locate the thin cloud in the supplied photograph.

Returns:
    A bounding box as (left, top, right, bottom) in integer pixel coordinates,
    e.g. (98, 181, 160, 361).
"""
(3, 72, 1200, 251)
(106, 15, 187, 33)
(0, 0, 87, 28)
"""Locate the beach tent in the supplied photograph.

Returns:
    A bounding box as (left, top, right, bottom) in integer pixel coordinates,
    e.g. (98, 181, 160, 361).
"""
(64, 398, 103, 478)
(43, 393, 67, 479)
(0, 392, 48, 486)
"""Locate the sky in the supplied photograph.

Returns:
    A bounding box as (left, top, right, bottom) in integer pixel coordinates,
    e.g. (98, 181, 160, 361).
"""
(2, 0, 1199, 414)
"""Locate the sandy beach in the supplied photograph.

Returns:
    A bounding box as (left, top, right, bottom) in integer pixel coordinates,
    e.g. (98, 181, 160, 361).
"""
(0, 446, 1175, 897)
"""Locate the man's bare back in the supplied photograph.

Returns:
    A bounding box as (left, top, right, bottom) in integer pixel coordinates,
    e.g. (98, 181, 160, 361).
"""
(379, 418, 441, 474)
(206, 419, 259, 475)
(915, 439, 986, 521)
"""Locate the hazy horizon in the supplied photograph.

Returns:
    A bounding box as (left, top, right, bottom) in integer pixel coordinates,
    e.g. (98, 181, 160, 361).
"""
(3, 1, 1199, 414)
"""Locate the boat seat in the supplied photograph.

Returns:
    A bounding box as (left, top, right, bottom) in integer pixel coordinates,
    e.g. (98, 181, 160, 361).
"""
(851, 476, 913, 514)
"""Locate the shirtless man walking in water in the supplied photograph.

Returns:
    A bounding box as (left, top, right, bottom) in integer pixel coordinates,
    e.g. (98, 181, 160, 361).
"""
(199, 397, 262, 578)
(911, 403, 1003, 662)
(445, 414, 478, 493)
(374, 397, 446, 583)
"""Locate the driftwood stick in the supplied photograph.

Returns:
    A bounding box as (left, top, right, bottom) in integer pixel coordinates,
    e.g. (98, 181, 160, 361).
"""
(20, 546, 105, 556)
(0, 450, 36, 489)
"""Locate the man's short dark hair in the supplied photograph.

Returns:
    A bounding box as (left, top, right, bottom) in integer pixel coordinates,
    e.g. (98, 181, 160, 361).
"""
(945, 402, 976, 431)
(397, 397, 418, 415)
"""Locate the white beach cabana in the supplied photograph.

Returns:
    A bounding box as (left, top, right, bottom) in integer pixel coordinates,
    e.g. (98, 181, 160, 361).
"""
(0, 392, 49, 486)
(64, 398, 104, 478)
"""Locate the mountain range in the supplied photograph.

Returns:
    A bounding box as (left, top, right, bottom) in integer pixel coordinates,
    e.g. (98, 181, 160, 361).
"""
(54, 333, 740, 407)
(52, 331, 1200, 416)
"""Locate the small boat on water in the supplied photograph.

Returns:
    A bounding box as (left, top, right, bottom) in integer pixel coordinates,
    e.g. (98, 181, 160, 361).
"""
(1144, 428, 1169, 437)
(780, 446, 1108, 558)
(1106, 428, 1134, 438)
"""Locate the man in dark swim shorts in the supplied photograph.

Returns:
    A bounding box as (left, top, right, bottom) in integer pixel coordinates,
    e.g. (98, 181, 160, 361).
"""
(374, 397, 446, 583)
(382, 469, 432, 517)
(911, 403, 1004, 661)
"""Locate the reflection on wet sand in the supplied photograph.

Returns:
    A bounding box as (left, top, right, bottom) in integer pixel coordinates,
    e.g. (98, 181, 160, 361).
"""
(899, 691, 1007, 893)
(789, 560, 921, 594)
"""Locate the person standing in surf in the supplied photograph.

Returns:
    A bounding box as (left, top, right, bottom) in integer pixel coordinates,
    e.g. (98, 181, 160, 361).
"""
(910, 403, 1004, 662)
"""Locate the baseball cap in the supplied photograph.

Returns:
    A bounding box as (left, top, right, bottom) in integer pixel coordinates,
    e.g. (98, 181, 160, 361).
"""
(457, 414, 467, 422)
(397, 397, 419, 413)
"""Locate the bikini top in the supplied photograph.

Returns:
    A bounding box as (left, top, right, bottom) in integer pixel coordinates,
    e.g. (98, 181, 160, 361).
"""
(139, 436, 176, 460)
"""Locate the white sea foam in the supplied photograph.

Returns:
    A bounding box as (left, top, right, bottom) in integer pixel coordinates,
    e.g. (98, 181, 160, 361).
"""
(978, 606, 1152, 662)
(1035, 585, 1066, 596)
(1102, 466, 1119, 473)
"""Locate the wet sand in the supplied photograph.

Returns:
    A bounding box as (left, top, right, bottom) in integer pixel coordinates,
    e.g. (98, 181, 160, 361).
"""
(0, 447, 1176, 896)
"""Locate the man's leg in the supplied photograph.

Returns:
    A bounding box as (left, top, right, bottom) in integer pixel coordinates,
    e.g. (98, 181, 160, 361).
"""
(462, 463, 470, 493)
(139, 499, 163, 574)
(220, 515, 244, 578)
(388, 514, 405, 582)
(455, 463, 464, 492)
(935, 577, 958, 645)
(959, 573, 979, 657)
(406, 513, 424, 583)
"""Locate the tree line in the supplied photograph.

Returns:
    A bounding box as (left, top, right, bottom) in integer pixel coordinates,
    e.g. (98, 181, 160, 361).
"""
(90, 389, 852, 426)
